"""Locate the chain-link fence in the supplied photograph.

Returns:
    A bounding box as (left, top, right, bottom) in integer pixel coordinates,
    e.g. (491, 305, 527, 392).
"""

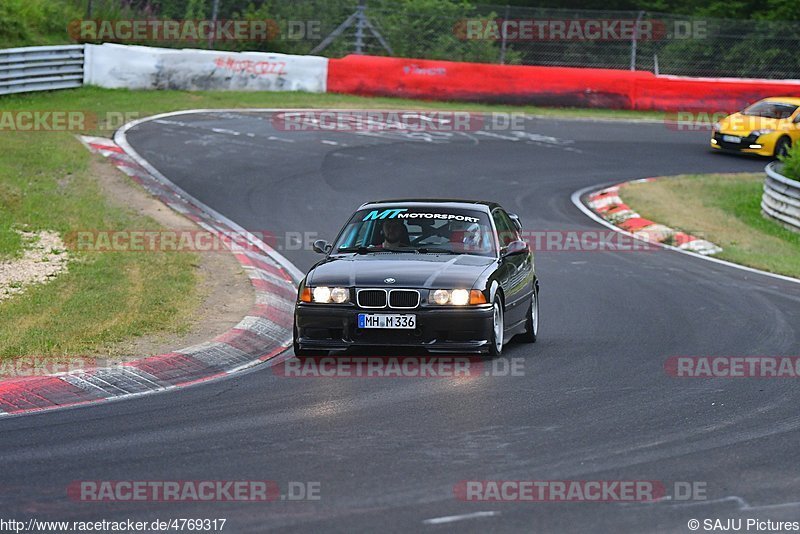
(72, 0, 800, 79)
(251, 1, 800, 79)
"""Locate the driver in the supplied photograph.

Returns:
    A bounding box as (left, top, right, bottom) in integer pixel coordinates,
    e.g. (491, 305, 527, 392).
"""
(462, 222, 484, 250)
(381, 219, 410, 249)
(450, 220, 485, 252)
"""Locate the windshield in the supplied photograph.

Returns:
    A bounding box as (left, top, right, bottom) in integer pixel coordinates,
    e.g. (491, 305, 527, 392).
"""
(741, 101, 798, 119)
(333, 207, 496, 257)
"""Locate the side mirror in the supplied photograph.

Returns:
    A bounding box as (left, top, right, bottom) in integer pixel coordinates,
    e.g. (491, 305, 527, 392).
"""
(313, 239, 332, 254)
(793, 115, 800, 124)
(508, 213, 523, 231)
(501, 239, 528, 258)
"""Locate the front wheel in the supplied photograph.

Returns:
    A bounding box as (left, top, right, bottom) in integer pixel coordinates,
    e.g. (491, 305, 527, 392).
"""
(486, 296, 505, 358)
(774, 136, 792, 158)
(519, 288, 539, 343)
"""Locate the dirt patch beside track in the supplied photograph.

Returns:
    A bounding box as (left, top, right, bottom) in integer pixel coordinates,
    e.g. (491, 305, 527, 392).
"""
(89, 155, 254, 359)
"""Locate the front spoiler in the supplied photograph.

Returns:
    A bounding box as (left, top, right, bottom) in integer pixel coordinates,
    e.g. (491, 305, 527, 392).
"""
(295, 303, 494, 354)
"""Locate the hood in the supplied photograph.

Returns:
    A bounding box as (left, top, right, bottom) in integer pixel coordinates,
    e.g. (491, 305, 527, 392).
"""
(307, 253, 495, 289)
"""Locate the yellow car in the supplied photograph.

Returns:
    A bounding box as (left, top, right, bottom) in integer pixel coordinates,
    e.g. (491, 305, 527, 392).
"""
(711, 97, 800, 157)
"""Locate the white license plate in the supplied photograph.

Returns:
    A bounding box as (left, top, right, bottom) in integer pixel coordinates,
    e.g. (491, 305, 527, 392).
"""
(722, 135, 741, 143)
(358, 313, 416, 329)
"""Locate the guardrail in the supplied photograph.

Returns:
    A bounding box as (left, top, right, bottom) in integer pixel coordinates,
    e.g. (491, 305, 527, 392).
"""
(0, 45, 84, 96)
(763, 161, 800, 233)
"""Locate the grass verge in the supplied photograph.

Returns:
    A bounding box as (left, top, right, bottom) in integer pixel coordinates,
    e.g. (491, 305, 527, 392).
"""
(0, 86, 662, 359)
(0, 126, 199, 359)
(622, 173, 800, 279)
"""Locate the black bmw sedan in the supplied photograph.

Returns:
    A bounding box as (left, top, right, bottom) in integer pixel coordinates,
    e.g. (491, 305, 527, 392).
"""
(293, 200, 539, 357)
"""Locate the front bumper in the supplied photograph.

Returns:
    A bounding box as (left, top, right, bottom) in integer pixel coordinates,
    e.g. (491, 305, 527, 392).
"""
(710, 132, 775, 157)
(295, 303, 494, 353)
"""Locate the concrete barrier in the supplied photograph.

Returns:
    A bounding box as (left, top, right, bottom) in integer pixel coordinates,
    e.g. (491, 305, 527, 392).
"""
(84, 43, 328, 92)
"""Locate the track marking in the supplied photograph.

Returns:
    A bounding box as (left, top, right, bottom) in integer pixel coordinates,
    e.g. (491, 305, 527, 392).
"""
(422, 511, 500, 525)
(211, 128, 241, 136)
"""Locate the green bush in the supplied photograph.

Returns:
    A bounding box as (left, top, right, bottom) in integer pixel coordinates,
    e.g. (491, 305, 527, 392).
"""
(778, 142, 800, 182)
(0, 0, 81, 48)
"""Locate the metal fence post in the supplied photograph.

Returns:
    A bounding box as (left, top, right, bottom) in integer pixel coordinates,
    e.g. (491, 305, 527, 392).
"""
(630, 10, 644, 71)
(499, 5, 510, 65)
(209, 0, 220, 49)
(354, 0, 366, 54)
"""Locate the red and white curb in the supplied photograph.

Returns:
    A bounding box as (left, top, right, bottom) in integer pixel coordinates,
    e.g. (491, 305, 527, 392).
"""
(584, 180, 722, 255)
(572, 178, 800, 286)
(0, 135, 298, 417)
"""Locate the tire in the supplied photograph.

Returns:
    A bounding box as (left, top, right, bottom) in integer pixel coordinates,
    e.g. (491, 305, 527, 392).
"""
(774, 137, 792, 158)
(519, 287, 539, 343)
(486, 296, 505, 358)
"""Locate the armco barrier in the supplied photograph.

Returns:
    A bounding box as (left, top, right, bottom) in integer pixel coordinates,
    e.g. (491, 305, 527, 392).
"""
(763, 162, 800, 233)
(327, 55, 800, 112)
(84, 43, 327, 92)
(0, 45, 84, 95)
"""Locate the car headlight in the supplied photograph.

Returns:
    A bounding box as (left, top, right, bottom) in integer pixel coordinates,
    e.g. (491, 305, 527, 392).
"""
(451, 289, 470, 306)
(301, 286, 350, 303)
(432, 289, 451, 305)
(430, 289, 487, 305)
(752, 129, 775, 137)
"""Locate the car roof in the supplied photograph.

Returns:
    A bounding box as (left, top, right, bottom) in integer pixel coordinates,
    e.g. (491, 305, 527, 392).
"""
(358, 199, 500, 212)
(760, 97, 800, 106)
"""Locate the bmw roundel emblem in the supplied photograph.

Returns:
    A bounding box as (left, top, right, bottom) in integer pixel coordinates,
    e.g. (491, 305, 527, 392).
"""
(384, 277, 396, 284)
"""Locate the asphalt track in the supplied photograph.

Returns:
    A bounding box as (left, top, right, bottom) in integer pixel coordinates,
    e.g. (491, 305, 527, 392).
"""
(1, 111, 799, 533)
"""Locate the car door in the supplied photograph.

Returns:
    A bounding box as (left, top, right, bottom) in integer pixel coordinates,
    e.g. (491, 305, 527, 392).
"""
(492, 208, 533, 328)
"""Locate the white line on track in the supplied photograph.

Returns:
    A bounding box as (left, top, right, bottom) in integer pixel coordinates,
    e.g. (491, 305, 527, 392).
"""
(422, 511, 500, 525)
